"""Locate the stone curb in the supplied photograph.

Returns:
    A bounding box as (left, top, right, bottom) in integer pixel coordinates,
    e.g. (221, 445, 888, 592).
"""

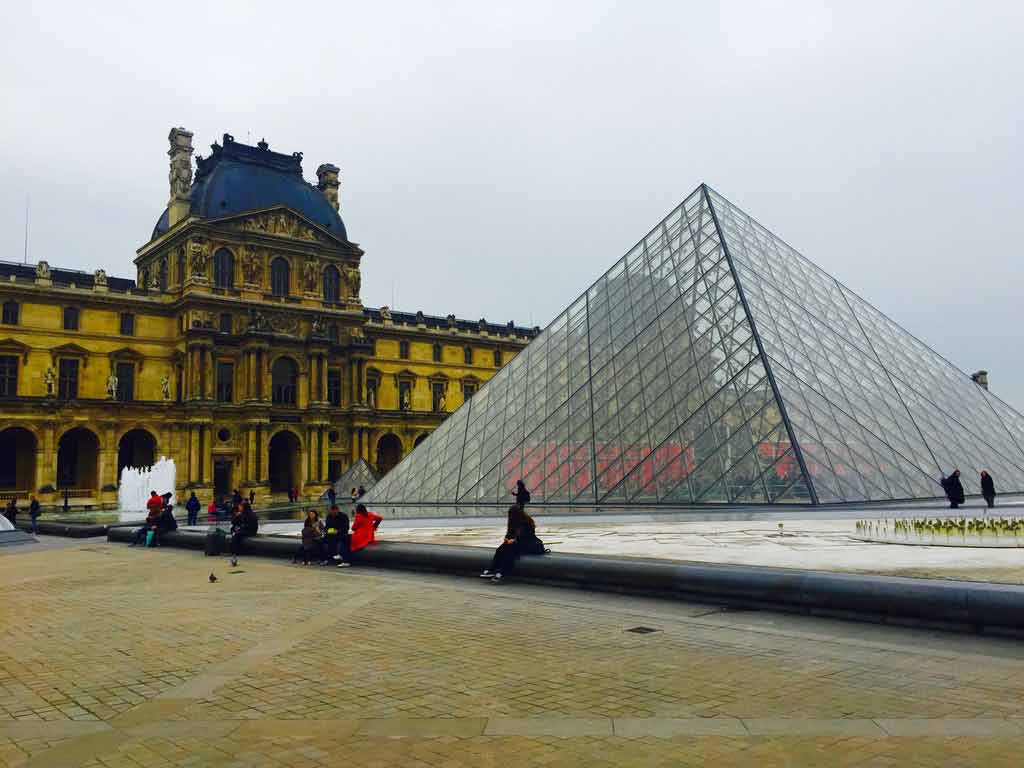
(106, 528, 1024, 635)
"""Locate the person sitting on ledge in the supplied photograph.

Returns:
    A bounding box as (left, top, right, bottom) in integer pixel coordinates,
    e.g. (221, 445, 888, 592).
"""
(293, 509, 325, 564)
(132, 503, 163, 547)
(350, 504, 382, 555)
(480, 505, 547, 583)
(154, 493, 177, 546)
(323, 504, 351, 568)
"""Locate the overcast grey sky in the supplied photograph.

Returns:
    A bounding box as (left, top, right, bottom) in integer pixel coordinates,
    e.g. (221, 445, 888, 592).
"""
(1, 1, 1022, 402)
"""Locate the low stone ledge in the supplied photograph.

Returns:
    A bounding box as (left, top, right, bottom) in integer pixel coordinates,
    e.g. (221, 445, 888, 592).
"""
(105, 528, 1024, 635)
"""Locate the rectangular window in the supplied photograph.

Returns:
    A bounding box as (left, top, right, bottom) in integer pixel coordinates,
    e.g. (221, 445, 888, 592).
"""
(219, 313, 232, 333)
(0, 356, 17, 396)
(327, 368, 342, 406)
(328, 460, 342, 483)
(464, 346, 473, 365)
(462, 382, 477, 400)
(2, 302, 18, 325)
(216, 362, 234, 403)
(120, 313, 135, 336)
(115, 362, 135, 401)
(432, 382, 445, 412)
(58, 358, 79, 399)
(63, 307, 80, 331)
(432, 343, 442, 362)
(399, 340, 409, 359)
(493, 348, 502, 367)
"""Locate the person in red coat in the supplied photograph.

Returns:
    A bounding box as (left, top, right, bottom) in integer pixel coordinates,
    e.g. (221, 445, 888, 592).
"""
(145, 491, 163, 516)
(350, 504, 382, 552)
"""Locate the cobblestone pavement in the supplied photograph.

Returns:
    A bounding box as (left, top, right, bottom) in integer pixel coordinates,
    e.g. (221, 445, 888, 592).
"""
(2, 539, 1023, 766)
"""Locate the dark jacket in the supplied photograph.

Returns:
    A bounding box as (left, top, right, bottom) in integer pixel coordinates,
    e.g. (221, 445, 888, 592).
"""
(327, 488, 337, 505)
(159, 506, 178, 532)
(943, 474, 965, 504)
(506, 517, 545, 555)
(185, 495, 201, 513)
(513, 484, 530, 507)
(242, 508, 259, 536)
(301, 525, 316, 548)
(981, 474, 996, 498)
(324, 511, 349, 538)
(29, 499, 40, 519)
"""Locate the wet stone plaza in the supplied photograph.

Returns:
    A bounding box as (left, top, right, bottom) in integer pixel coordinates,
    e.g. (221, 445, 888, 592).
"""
(2, 537, 1024, 767)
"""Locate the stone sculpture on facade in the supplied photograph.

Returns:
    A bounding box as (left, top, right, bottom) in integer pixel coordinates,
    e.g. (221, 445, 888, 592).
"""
(106, 372, 118, 399)
(343, 265, 361, 299)
(36, 261, 50, 280)
(379, 305, 391, 322)
(247, 308, 270, 332)
(94, 269, 107, 287)
(189, 240, 209, 278)
(160, 374, 171, 401)
(302, 258, 319, 293)
(43, 367, 55, 396)
(401, 388, 411, 411)
(241, 246, 261, 285)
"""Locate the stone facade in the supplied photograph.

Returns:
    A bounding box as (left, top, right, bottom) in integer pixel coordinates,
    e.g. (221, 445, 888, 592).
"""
(0, 130, 533, 506)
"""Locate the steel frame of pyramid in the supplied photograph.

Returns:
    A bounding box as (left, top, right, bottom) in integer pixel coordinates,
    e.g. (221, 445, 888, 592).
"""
(366, 185, 1024, 509)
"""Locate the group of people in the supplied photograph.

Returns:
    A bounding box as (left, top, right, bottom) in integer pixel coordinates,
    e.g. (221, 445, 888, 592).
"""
(941, 469, 998, 509)
(3, 496, 42, 534)
(130, 491, 178, 547)
(294, 503, 382, 566)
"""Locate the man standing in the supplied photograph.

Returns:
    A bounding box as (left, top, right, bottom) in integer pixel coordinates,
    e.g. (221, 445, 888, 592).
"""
(29, 495, 40, 535)
(185, 491, 201, 526)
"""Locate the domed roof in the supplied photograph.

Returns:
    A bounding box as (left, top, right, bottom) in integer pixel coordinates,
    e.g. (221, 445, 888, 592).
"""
(151, 134, 346, 241)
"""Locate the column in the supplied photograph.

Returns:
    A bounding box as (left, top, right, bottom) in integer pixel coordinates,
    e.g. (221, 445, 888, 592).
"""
(256, 426, 267, 483)
(350, 361, 358, 405)
(245, 428, 256, 483)
(203, 425, 213, 484)
(189, 425, 199, 483)
(319, 356, 327, 403)
(350, 427, 358, 463)
(318, 427, 326, 481)
(357, 360, 365, 402)
(361, 429, 369, 463)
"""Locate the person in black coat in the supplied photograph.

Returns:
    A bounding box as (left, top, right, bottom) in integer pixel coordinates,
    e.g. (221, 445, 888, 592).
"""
(511, 479, 531, 510)
(479, 505, 546, 582)
(154, 495, 177, 546)
(185, 492, 201, 526)
(29, 495, 40, 535)
(942, 469, 965, 509)
(4, 498, 17, 527)
(980, 470, 996, 509)
(322, 504, 351, 567)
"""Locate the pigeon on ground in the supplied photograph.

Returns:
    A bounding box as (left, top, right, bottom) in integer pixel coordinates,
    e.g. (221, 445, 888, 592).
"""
(230, 557, 238, 567)
(209, 573, 218, 583)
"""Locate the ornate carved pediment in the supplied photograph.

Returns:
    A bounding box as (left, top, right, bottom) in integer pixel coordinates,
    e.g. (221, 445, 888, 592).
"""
(51, 343, 91, 367)
(0, 338, 30, 362)
(267, 313, 299, 336)
(220, 208, 331, 245)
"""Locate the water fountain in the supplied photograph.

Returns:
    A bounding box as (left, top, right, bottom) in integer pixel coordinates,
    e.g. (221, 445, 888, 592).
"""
(118, 457, 176, 512)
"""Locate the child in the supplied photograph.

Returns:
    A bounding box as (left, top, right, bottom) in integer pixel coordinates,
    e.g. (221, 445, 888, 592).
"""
(298, 519, 316, 565)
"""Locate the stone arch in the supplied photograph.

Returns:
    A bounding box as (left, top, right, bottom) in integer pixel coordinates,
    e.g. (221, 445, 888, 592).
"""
(117, 427, 158, 478)
(0, 426, 37, 494)
(375, 433, 403, 475)
(268, 428, 303, 493)
(413, 432, 430, 449)
(57, 427, 100, 492)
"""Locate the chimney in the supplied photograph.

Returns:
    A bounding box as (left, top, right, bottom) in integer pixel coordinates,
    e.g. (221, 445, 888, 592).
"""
(167, 127, 194, 228)
(971, 370, 989, 390)
(316, 163, 341, 211)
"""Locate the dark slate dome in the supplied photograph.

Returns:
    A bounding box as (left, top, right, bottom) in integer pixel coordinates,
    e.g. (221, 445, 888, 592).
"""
(151, 134, 346, 240)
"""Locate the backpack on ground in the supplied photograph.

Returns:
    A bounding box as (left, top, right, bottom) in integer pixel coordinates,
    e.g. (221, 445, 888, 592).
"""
(205, 528, 226, 556)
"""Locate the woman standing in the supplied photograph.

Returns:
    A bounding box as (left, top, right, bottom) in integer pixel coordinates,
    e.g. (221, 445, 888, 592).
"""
(980, 470, 996, 509)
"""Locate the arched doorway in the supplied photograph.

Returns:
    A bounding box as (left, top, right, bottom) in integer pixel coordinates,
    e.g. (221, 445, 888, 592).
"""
(0, 427, 36, 494)
(413, 433, 429, 448)
(57, 428, 100, 492)
(117, 428, 156, 478)
(376, 433, 403, 475)
(268, 430, 301, 494)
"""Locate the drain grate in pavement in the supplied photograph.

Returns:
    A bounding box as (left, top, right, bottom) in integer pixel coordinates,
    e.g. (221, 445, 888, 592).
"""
(625, 626, 660, 634)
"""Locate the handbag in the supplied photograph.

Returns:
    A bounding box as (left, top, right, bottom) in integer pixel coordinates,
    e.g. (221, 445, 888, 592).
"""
(145, 530, 156, 547)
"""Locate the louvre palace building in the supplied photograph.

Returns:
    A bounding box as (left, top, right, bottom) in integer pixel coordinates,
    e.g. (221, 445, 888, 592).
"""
(0, 129, 534, 506)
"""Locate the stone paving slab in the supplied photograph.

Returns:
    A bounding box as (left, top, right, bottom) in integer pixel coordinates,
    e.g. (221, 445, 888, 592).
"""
(2, 541, 1024, 767)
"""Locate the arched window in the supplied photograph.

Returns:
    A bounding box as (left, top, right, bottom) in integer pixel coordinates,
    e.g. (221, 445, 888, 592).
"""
(271, 258, 290, 297)
(323, 265, 340, 303)
(271, 357, 298, 405)
(213, 248, 234, 289)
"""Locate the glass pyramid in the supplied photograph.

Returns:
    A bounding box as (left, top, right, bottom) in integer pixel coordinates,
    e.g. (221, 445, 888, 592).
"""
(322, 459, 379, 502)
(366, 185, 1024, 508)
